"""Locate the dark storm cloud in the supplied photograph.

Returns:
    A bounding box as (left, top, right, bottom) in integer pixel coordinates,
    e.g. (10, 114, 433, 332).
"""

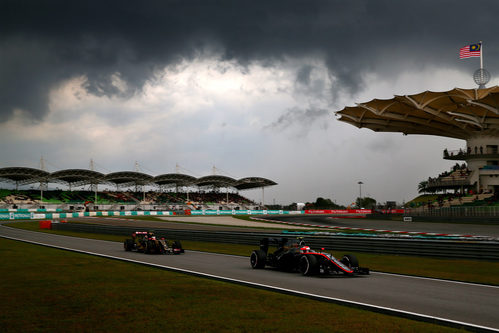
(1, 0, 498, 122)
(296, 65, 313, 86)
(266, 106, 329, 133)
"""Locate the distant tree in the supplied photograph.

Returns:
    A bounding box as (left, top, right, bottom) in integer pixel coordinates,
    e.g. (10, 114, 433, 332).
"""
(315, 197, 330, 208)
(418, 181, 428, 193)
(304, 197, 345, 209)
(281, 202, 297, 210)
(355, 197, 376, 209)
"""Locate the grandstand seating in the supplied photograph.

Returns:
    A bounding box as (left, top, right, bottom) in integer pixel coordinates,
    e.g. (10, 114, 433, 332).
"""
(408, 162, 498, 210)
(481, 165, 499, 170)
(426, 164, 471, 189)
(0, 188, 258, 210)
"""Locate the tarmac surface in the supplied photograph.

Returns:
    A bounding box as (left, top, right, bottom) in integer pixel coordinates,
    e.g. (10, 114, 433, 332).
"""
(72, 214, 499, 238)
(1, 224, 498, 331)
(263, 215, 499, 238)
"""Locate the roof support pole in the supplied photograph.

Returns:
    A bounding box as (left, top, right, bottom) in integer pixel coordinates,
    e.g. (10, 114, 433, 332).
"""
(477, 174, 480, 194)
(262, 186, 265, 209)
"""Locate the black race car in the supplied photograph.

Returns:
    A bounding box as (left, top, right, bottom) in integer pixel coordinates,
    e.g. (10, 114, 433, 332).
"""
(124, 231, 184, 254)
(250, 237, 369, 276)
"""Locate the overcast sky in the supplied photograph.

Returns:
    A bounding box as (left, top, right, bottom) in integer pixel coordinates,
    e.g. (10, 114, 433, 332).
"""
(1, 0, 499, 206)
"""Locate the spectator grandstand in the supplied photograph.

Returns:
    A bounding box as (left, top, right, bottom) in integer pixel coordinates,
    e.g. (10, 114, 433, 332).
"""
(0, 189, 259, 211)
(406, 163, 495, 210)
(0, 167, 276, 211)
(336, 86, 499, 213)
(425, 163, 472, 192)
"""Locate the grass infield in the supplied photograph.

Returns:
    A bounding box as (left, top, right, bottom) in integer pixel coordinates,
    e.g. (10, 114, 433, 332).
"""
(0, 238, 466, 333)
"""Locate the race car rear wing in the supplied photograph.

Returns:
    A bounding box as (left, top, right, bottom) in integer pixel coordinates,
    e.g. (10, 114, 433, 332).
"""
(259, 237, 290, 253)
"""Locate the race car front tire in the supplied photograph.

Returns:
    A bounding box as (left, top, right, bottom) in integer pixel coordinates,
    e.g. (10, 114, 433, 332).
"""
(250, 250, 267, 269)
(299, 254, 319, 276)
(341, 254, 359, 269)
(172, 240, 184, 253)
(144, 241, 151, 254)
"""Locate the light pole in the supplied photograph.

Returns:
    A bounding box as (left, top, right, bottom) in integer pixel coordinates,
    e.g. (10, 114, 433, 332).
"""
(358, 181, 363, 207)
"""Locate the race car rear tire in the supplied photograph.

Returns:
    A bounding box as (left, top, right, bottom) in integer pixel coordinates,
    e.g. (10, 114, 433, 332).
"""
(250, 250, 267, 269)
(299, 254, 319, 276)
(124, 239, 133, 251)
(341, 254, 359, 268)
(172, 240, 184, 253)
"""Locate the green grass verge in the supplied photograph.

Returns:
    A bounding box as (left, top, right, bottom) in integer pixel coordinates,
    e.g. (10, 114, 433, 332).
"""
(0, 238, 465, 332)
(6, 221, 499, 285)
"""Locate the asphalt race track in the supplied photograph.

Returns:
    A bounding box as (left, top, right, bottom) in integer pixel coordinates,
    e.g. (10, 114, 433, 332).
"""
(1, 224, 498, 331)
(265, 215, 499, 238)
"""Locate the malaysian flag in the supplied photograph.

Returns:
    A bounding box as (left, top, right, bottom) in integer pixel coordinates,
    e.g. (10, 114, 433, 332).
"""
(459, 43, 481, 59)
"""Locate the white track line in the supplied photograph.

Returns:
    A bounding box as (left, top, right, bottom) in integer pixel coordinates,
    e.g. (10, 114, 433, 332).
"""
(372, 271, 499, 289)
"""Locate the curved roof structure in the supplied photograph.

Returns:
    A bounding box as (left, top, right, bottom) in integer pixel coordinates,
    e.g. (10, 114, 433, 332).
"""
(335, 86, 499, 140)
(234, 177, 278, 190)
(0, 167, 50, 185)
(50, 169, 105, 187)
(0, 167, 277, 192)
(153, 173, 197, 187)
(196, 175, 236, 187)
(104, 171, 154, 187)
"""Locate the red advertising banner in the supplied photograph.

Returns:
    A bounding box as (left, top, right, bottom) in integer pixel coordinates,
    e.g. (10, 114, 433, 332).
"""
(304, 209, 371, 214)
(304, 209, 404, 215)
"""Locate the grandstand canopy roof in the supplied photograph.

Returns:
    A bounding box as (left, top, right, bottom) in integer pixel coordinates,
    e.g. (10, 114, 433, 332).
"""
(153, 173, 197, 187)
(234, 177, 278, 190)
(336, 86, 499, 140)
(50, 169, 105, 186)
(104, 171, 154, 187)
(0, 167, 50, 185)
(196, 175, 236, 187)
(0, 166, 278, 192)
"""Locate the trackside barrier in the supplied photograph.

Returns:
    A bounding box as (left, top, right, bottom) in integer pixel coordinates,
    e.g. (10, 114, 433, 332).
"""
(0, 210, 175, 220)
(51, 223, 499, 261)
(406, 206, 499, 217)
(0, 209, 407, 220)
(305, 209, 404, 215)
(190, 210, 294, 215)
(0, 212, 34, 220)
(0, 208, 63, 213)
(0, 210, 302, 220)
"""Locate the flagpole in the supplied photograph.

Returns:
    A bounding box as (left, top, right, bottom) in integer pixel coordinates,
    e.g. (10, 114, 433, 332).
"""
(480, 41, 483, 70)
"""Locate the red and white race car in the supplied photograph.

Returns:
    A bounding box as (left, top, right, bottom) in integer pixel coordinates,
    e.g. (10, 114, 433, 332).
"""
(250, 237, 369, 276)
